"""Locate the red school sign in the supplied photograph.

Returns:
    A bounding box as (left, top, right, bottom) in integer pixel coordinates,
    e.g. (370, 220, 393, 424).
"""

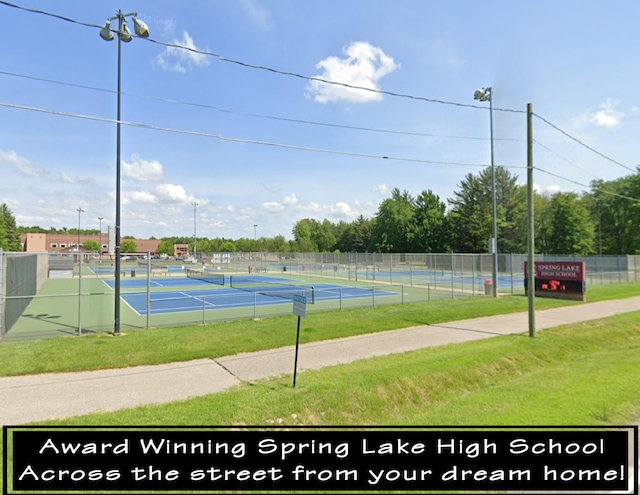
(526, 261, 586, 282)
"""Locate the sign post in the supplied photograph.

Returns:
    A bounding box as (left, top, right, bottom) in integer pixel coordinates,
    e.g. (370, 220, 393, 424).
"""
(292, 294, 307, 388)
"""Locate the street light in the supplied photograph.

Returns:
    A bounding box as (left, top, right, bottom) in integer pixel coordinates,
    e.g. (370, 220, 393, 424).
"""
(474, 86, 498, 298)
(100, 9, 149, 336)
(98, 217, 104, 259)
(192, 202, 199, 260)
(77, 207, 85, 336)
(76, 208, 85, 252)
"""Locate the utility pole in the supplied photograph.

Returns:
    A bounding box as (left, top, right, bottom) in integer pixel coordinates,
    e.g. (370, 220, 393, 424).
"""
(527, 103, 535, 338)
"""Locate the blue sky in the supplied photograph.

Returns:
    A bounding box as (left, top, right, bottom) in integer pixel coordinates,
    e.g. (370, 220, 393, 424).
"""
(1, 0, 639, 241)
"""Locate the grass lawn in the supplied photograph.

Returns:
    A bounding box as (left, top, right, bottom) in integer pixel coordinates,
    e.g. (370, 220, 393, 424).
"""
(2, 283, 639, 494)
(1, 281, 638, 377)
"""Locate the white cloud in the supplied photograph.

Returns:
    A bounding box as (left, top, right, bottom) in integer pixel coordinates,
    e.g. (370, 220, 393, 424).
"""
(262, 201, 285, 213)
(123, 156, 164, 182)
(237, 0, 274, 30)
(154, 30, 210, 74)
(533, 183, 561, 195)
(283, 193, 298, 206)
(306, 41, 399, 104)
(372, 183, 390, 196)
(128, 190, 157, 204)
(154, 183, 197, 204)
(574, 99, 625, 129)
(0, 149, 47, 177)
(329, 202, 352, 215)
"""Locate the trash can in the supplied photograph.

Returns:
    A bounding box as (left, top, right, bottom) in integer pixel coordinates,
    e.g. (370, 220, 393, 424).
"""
(131, 270, 136, 277)
(484, 279, 493, 295)
(283, 266, 287, 272)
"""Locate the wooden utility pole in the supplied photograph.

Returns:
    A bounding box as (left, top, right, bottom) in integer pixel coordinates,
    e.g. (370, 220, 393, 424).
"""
(527, 103, 536, 338)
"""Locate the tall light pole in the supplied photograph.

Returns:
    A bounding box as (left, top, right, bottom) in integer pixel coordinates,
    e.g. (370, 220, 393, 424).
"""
(76, 208, 85, 252)
(98, 217, 104, 259)
(253, 224, 258, 241)
(192, 202, 199, 259)
(77, 207, 85, 336)
(100, 10, 149, 335)
(474, 86, 498, 298)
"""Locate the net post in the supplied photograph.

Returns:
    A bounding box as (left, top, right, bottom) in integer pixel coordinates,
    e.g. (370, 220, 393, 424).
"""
(78, 249, 82, 336)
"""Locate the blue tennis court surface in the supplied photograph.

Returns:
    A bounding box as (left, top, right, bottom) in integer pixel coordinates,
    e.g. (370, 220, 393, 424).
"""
(113, 277, 398, 315)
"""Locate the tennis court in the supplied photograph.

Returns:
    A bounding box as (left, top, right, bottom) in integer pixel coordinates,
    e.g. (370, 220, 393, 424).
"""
(115, 275, 398, 316)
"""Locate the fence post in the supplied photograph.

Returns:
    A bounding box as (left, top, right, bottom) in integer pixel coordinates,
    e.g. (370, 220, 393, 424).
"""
(450, 252, 455, 299)
(78, 251, 83, 336)
(146, 251, 151, 329)
(0, 248, 4, 340)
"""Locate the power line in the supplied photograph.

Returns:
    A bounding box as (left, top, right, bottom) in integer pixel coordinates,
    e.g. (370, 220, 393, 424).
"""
(0, 100, 506, 169)
(533, 112, 636, 173)
(533, 139, 600, 179)
(0, 0, 526, 114)
(0, 69, 524, 142)
(534, 166, 640, 203)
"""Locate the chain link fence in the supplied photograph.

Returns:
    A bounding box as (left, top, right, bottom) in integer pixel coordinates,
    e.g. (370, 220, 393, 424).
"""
(1, 251, 639, 342)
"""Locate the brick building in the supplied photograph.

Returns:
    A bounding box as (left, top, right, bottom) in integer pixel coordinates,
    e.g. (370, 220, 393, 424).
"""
(20, 233, 161, 255)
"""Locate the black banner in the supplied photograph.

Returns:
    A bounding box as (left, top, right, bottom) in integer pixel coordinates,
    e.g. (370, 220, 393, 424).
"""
(4, 426, 635, 493)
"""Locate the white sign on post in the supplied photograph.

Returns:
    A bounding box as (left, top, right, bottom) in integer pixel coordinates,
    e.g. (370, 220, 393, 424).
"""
(293, 294, 307, 318)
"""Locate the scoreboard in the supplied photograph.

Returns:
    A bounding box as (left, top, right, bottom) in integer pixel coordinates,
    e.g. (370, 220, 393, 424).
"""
(524, 261, 586, 301)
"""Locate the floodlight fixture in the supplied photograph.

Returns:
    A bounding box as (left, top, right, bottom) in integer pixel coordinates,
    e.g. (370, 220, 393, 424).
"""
(99, 20, 114, 41)
(120, 24, 133, 42)
(474, 87, 492, 102)
(133, 17, 150, 37)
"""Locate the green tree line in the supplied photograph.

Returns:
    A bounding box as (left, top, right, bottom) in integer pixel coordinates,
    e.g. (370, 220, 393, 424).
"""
(9, 167, 640, 255)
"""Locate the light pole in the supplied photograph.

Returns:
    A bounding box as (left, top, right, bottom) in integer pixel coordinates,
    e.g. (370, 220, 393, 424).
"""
(77, 207, 85, 335)
(100, 10, 149, 335)
(98, 217, 104, 259)
(76, 208, 85, 253)
(253, 224, 258, 241)
(474, 86, 498, 298)
(192, 202, 199, 260)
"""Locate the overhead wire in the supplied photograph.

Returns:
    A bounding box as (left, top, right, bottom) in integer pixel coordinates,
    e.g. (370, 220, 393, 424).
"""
(533, 139, 600, 179)
(0, 70, 521, 142)
(0, 0, 523, 114)
(1, 0, 637, 198)
(534, 167, 640, 203)
(0, 100, 513, 169)
(533, 112, 636, 173)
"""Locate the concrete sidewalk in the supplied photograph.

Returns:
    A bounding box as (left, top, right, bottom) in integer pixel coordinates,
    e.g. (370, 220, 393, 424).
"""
(1, 296, 639, 426)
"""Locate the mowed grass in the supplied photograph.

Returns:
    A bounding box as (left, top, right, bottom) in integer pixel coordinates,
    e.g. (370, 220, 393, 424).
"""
(41, 311, 640, 427)
(1, 283, 639, 494)
(1, 281, 638, 377)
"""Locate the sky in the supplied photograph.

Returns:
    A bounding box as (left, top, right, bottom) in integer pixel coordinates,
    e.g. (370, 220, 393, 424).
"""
(1, 0, 639, 241)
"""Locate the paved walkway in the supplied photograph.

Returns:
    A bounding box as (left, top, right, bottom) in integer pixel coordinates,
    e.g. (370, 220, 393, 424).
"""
(1, 296, 639, 426)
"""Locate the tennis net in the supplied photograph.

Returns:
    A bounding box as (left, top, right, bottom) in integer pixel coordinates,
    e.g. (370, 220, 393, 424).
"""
(186, 269, 225, 286)
(229, 275, 314, 303)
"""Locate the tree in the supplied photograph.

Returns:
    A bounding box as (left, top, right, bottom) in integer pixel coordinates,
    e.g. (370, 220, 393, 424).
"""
(120, 239, 138, 254)
(448, 166, 526, 253)
(534, 193, 553, 254)
(370, 189, 415, 253)
(589, 172, 640, 254)
(220, 241, 236, 252)
(156, 239, 174, 256)
(0, 204, 21, 251)
(82, 240, 100, 252)
(335, 215, 372, 253)
(546, 192, 594, 255)
(411, 190, 451, 252)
